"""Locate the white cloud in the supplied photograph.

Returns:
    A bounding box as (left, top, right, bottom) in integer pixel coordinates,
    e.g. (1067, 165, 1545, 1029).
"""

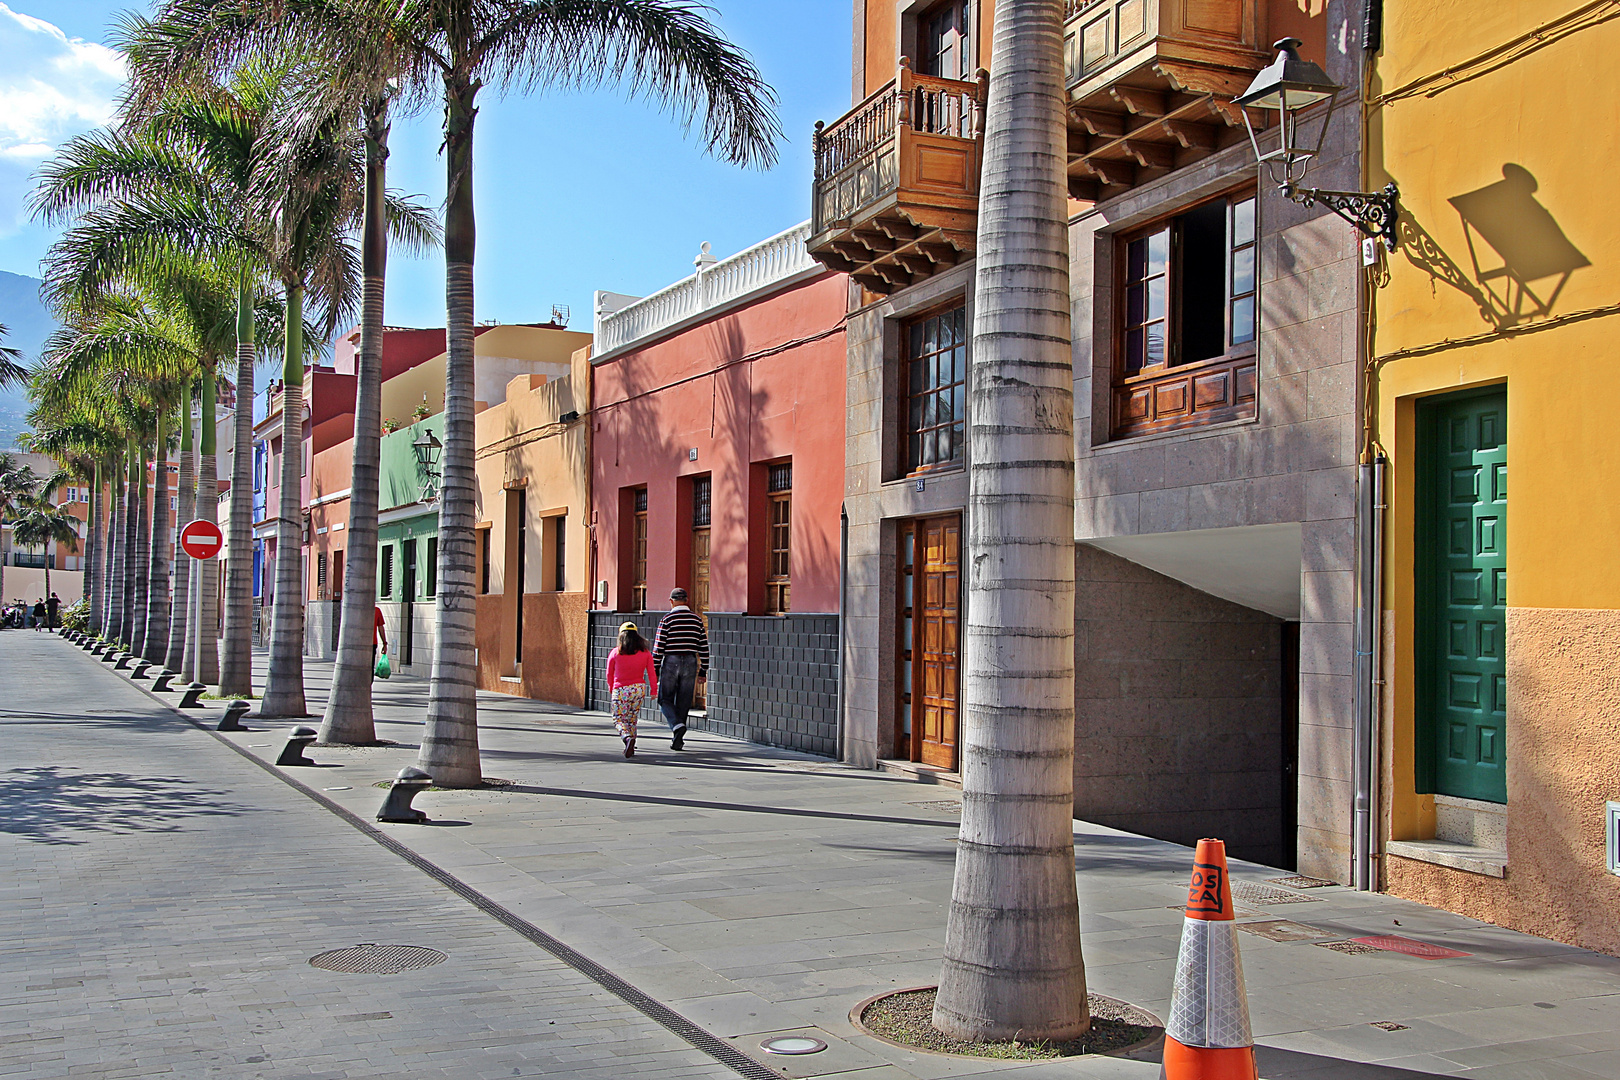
(0, 5, 126, 157)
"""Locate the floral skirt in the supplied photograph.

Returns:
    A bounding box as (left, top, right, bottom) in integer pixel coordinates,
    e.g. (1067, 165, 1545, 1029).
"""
(611, 684, 645, 740)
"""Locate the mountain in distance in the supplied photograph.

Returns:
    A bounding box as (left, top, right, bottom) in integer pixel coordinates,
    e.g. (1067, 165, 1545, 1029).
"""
(0, 271, 57, 452)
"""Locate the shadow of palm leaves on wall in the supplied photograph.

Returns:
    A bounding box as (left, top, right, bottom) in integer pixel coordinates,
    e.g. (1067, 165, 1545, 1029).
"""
(0, 766, 258, 845)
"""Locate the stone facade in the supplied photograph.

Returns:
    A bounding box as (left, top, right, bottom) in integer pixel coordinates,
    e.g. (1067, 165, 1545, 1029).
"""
(587, 611, 838, 757)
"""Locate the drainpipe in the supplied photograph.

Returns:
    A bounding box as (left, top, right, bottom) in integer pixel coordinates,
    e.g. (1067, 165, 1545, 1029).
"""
(1352, 455, 1387, 890)
(836, 505, 848, 762)
(1353, 464, 1373, 890)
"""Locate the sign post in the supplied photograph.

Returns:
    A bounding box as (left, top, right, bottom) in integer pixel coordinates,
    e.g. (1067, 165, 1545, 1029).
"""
(179, 519, 224, 561)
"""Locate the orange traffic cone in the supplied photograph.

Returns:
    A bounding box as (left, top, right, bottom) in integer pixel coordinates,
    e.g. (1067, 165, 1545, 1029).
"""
(1160, 839, 1259, 1080)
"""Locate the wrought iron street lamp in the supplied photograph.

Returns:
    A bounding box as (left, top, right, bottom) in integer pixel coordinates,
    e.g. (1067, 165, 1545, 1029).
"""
(412, 429, 442, 503)
(1236, 38, 1400, 250)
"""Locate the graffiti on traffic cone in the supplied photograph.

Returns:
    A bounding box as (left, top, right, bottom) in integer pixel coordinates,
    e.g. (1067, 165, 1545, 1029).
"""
(1161, 838, 1259, 1080)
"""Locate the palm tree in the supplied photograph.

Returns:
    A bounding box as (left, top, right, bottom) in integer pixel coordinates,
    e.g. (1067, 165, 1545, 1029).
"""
(19, 420, 116, 637)
(11, 485, 82, 610)
(1, 327, 29, 609)
(0, 453, 40, 611)
(932, 0, 1089, 1043)
(167, 379, 197, 670)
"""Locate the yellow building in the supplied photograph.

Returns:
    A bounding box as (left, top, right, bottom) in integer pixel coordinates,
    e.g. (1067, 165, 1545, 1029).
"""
(1370, 0, 1620, 953)
(472, 342, 593, 706)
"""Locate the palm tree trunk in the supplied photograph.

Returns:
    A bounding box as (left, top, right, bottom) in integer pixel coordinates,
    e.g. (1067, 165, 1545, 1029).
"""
(932, 0, 1088, 1043)
(132, 440, 152, 656)
(145, 410, 172, 664)
(119, 447, 137, 646)
(419, 73, 482, 788)
(263, 281, 309, 717)
(168, 382, 196, 672)
(195, 367, 221, 685)
(104, 454, 122, 640)
(220, 271, 257, 695)
(88, 460, 104, 636)
(321, 96, 391, 745)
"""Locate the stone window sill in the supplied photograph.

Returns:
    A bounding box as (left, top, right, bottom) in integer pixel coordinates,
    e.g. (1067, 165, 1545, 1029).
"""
(1385, 839, 1507, 878)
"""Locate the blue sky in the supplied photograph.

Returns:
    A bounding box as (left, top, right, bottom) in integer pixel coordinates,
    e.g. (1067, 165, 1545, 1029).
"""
(0, 0, 851, 335)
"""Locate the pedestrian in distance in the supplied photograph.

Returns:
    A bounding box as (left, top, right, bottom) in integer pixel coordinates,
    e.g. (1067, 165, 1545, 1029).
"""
(45, 592, 59, 630)
(373, 606, 389, 676)
(32, 598, 45, 631)
(605, 622, 657, 758)
(652, 587, 709, 751)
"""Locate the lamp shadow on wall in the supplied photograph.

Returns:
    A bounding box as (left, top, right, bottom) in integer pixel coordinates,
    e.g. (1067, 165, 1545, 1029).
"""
(1397, 164, 1590, 331)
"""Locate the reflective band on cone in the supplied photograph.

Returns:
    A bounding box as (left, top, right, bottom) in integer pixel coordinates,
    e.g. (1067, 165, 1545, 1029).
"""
(1160, 839, 1259, 1080)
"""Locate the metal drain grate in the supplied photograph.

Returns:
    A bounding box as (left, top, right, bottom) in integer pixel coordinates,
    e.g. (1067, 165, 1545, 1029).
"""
(1267, 875, 1337, 889)
(1233, 880, 1324, 905)
(1350, 935, 1471, 959)
(309, 945, 448, 974)
(1315, 940, 1384, 955)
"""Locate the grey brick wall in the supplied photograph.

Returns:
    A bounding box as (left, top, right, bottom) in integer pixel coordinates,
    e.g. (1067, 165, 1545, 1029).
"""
(588, 612, 838, 757)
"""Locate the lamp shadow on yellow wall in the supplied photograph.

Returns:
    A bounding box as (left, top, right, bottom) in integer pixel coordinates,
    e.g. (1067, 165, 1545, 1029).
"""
(1396, 164, 1590, 331)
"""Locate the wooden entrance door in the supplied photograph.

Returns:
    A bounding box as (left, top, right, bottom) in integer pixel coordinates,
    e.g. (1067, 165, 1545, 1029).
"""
(899, 515, 960, 769)
(1418, 389, 1507, 803)
(690, 476, 711, 710)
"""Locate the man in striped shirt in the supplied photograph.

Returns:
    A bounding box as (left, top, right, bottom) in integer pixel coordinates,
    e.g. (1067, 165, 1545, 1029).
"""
(652, 587, 709, 751)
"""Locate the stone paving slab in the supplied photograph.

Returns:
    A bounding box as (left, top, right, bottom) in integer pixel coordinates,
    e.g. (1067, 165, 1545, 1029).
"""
(11, 633, 1620, 1080)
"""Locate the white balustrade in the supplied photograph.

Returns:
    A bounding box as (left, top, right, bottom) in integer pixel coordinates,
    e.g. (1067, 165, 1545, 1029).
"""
(594, 222, 817, 358)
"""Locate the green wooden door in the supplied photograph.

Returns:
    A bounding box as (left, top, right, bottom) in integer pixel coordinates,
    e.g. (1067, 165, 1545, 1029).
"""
(1417, 389, 1508, 803)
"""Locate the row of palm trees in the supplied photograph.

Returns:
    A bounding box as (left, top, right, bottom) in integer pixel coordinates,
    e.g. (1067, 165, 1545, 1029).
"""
(21, 0, 1090, 1046)
(25, 0, 780, 773)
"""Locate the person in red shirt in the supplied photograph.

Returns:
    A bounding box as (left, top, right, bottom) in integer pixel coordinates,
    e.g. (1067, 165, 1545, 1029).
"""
(373, 606, 388, 669)
(605, 622, 657, 758)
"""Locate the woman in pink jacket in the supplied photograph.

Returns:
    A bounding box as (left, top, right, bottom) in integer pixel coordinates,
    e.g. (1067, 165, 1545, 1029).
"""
(606, 622, 657, 758)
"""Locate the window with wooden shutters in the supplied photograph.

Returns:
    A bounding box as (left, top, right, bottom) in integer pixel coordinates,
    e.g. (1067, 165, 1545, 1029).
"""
(905, 303, 967, 473)
(690, 478, 710, 615)
(765, 462, 791, 614)
(632, 488, 649, 612)
(1113, 191, 1258, 438)
(478, 528, 489, 594)
(316, 551, 328, 599)
(426, 536, 437, 596)
(379, 544, 393, 598)
(553, 517, 565, 593)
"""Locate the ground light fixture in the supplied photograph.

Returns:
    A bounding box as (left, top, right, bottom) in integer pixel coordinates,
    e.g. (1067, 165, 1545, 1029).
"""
(758, 1036, 827, 1055)
(412, 429, 443, 502)
(1236, 37, 1400, 250)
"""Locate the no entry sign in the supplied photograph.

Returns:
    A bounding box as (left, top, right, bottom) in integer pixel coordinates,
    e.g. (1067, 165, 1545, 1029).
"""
(179, 519, 225, 560)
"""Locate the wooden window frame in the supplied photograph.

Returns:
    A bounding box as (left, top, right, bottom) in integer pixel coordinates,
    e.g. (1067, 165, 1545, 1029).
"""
(902, 300, 968, 476)
(1111, 188, 1259, 440)
(765, 462, 791, 615)
(379, 543, 393, 599)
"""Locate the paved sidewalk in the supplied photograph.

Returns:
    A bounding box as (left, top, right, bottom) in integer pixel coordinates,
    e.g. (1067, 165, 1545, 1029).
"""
(11, 633, 1620, 1080)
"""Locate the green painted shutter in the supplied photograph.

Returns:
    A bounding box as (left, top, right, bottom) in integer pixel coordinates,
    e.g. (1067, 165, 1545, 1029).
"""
(1417, 388, 1507, 803)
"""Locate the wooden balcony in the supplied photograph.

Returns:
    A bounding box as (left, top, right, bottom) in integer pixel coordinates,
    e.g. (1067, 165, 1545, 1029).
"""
(808, 63, 987, 295)
(1062, 0, 1271, 199)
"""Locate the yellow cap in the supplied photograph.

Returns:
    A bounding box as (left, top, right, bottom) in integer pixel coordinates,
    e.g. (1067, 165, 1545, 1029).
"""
(618, 621, 638, 634)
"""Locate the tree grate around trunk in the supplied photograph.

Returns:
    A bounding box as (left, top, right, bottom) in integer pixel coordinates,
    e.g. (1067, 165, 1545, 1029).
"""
(309, 944, 448, 974)
(1266, 875, 1339, 889)
(854, 988, 1162, 1060)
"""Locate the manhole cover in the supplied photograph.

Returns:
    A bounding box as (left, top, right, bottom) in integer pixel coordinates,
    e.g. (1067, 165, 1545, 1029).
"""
(1350, 935, 1471, 959)
(1267, 875, 1337, 889)
(1315, 940, 1384, 955)
(1237, 919, 1331, 942)
(309, 945, 447, 974)
(1233, 881, 1323, 905)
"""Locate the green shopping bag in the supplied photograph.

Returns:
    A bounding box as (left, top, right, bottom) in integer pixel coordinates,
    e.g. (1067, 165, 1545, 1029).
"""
(374, 650, 392, 679)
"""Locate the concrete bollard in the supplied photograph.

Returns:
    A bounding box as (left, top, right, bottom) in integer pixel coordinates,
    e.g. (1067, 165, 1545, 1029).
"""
(177, 683, 208, 709)
(88, 641, 106, 654)
(275, 726, 319, 766)
(113, 653, 134, 670)
(131, 661, 153, 680)
(217, 700, 251, 732)
(377, 767, 433, 824)
(151, 671, 179, 692)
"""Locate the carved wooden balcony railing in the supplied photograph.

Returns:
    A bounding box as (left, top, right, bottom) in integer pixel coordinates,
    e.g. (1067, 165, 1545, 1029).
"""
(808, 63, 987, 295)
(1062, 0, 1270, 199)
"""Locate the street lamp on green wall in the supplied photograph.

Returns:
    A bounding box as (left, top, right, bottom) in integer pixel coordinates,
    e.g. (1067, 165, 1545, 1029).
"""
(412, 429, 442, 504)
(1236, 38, 1400, 250)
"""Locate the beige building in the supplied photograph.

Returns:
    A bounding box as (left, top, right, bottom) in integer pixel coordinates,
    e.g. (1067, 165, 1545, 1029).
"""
(473, 342, 593, 706)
